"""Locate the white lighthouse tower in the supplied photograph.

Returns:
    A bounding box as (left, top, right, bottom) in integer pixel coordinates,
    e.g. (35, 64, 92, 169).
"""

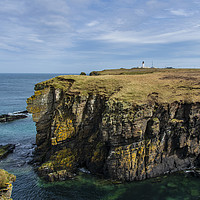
(142, 61, 145, 68)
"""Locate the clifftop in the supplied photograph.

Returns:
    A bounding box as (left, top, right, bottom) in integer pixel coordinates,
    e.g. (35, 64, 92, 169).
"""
(34, 69, 200, 105)
(89, 68, 199, 75)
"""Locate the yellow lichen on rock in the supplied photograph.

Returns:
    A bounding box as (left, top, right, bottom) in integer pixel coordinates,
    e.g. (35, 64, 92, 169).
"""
(114, 141, 146, 179)
(26, 89, 45, 104)
(52, 118, 75, 145)
(27, 88, 52, 122)
(146, 139, 161, 174)
(51, 137, 57, 146)
(39, 148, 77, 174)
(170, 118, 184, 124)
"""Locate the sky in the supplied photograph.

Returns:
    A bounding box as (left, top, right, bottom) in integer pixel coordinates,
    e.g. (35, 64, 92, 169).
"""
(1, 0, 200, 73)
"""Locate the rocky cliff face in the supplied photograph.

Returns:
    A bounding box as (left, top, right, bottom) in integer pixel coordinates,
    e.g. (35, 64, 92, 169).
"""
(27, 76, 200, 182)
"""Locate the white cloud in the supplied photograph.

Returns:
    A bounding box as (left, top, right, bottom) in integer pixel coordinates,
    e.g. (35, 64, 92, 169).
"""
(87, 21, 99, 27)
(169, 9, 192, 17)
(39, 15, 71, 29)
(0, 0, 26, 14)
(27, 34, 44, 43)
(134, 9, 145, 16)
(34, 0, 70, 14)
(96, 27, 200, 44)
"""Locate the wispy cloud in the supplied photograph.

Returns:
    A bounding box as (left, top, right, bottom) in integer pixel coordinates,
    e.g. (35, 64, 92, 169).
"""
(0, 0, 200, 72)
(87, 21, 99, 27)
(0, 0, 26, 14)
(95, 27, 200, 44)
(34, 0, 70, 14)
(169, 9, 193, 16)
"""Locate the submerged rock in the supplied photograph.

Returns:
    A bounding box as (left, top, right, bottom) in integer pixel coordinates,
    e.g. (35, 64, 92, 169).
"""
(0, 144, 15, 159)
(0, 110, 28, 123)
(0, 169, 16, 200)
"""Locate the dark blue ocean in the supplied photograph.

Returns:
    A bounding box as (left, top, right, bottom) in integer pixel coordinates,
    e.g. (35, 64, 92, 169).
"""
(0, 73, 200, 200)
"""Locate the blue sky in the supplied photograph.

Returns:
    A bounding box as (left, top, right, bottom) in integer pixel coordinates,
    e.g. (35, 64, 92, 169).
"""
(1, 0, 200, 73)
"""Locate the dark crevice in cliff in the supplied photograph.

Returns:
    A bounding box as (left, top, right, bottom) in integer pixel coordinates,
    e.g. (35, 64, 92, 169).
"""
(65, 94, 109, 175)
(176, 146, 188, 159)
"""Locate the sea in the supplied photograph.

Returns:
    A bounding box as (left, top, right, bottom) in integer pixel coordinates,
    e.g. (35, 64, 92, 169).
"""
(0, 73, 200, 200)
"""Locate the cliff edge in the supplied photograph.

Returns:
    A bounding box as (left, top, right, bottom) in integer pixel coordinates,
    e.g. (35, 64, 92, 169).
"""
(27, 69, 200, 182)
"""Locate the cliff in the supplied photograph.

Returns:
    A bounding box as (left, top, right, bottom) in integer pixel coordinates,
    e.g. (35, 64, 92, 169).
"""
(27, 70, 200, 182)
(0, 169, 16, 200)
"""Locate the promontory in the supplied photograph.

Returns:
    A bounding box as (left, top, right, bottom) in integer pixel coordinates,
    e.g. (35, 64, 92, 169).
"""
(27, 68, 200, 182)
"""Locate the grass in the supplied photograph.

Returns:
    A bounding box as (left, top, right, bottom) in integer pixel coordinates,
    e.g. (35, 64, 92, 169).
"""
(90, 68, 165, 76)
(36, 69, 200, 105)
(89, 68, 200, 76)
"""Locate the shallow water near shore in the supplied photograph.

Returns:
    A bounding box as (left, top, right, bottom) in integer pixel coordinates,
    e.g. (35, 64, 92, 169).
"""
(0, 73, 200, 200)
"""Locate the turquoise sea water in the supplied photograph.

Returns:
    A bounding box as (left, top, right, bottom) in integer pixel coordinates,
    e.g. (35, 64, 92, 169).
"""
(0, 73, 200, 200)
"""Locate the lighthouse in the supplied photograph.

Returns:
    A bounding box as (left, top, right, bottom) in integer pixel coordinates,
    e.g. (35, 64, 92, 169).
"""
(142, 61, 145, 68)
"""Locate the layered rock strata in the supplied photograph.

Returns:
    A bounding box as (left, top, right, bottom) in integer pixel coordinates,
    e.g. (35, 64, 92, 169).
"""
(27, 76, 200, 182)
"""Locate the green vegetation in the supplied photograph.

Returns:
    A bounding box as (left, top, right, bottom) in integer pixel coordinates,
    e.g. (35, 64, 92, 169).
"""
(90, 67, 175, 76)
(80, 72, 86, 75)
(0, 169, 16, 188)
(35, 68, 200, 105)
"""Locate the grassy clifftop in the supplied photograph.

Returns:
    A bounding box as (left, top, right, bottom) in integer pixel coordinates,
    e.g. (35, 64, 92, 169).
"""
(36, 69, 200, 105)
(89, 68, 198, 76)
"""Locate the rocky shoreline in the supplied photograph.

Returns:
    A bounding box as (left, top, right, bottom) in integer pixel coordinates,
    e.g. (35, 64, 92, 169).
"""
(0, 145, 16, 200)
(0, 169, 16, 200)
(0, 110, 28, 123)
(0, 144, 15, 160)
